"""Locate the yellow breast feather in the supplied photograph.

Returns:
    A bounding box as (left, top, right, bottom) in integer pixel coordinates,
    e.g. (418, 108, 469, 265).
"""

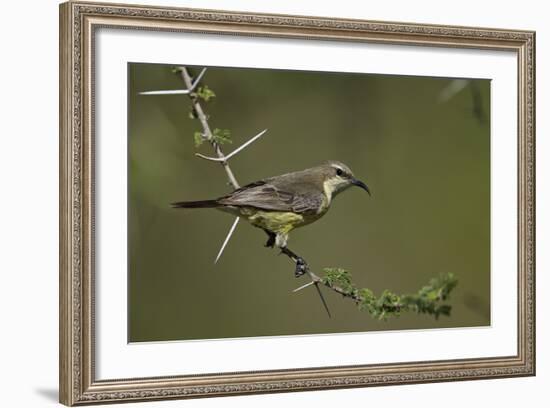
(247, 211, 305, 234)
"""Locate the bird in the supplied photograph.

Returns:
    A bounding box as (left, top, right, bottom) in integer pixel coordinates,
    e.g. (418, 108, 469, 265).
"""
(171, 160, 371, 278)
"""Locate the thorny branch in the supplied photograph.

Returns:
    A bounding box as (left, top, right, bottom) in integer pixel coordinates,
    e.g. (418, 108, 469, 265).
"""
(299, 267, 457, 320)
(142, 66, 269, 264)
(141, 66, 458, 319)
(179, 67, 240, 190)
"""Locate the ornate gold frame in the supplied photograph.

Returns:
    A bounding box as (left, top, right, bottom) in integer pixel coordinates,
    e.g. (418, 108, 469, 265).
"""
(59, 1, 536, 405)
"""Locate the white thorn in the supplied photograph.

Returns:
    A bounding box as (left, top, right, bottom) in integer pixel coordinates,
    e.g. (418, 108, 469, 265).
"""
(293, 281, 315, 293)
(214, 217, 240, 264)
(189, 68, 208, 92)
(224, 129, 268, 160)
(139, 68, 208, 96)
(195, 153, 227, 162)
(139, 89, 190, 95)
(194, 129, 268, 162)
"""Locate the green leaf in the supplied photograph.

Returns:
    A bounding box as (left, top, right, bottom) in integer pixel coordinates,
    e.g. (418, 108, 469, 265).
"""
(322, 267, 355, 295)
(212, 128, 232, 145)
(194, 131, 204, 148)
(196, 85, 216, 102)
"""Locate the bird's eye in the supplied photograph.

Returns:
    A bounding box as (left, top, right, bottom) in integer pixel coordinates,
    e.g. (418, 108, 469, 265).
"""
(336, 168, 344, 176)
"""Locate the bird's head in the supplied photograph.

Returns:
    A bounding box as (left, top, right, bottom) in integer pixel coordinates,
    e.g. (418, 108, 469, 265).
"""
(320, 160, 371, 199)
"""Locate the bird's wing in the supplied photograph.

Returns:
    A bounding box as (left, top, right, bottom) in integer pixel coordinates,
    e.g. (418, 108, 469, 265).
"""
(219, 180, 324, 214)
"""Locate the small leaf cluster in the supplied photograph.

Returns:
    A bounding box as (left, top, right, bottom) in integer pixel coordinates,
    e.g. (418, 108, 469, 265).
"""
(322, 268, 357, 297)
(321, 268, 458, 321)
(194, 131, 205, 148)
(400, 273, 458, 319)
(212, 128, 232, 145)
(192, 129, 232, 148)
(188, 85, 215, 118)
(195, 85, 216, 102)
(358, 288, 403, 320)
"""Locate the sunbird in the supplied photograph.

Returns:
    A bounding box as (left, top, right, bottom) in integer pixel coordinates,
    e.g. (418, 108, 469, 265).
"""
(172, 161, 370, 277)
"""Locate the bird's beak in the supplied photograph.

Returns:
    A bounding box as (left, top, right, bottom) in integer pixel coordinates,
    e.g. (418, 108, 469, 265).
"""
(351, 178, 371, 196)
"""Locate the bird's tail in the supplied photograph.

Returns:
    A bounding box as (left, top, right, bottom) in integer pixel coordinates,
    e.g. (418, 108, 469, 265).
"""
(171, 199, 221, 209)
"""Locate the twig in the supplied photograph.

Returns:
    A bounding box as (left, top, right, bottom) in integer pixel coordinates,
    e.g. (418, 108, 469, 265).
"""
(165, 67, 243, 263)
(179, 67, 240, 190)
(175, 67, 267, 263)
(304, 268, 361, 301)
(295, 266, 457, 320)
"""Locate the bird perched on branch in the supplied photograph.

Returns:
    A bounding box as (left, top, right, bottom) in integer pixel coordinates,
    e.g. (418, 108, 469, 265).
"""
(172, 160, 371, 277)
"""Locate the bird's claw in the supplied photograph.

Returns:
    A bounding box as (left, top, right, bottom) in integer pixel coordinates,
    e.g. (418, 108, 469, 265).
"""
(295, 257, 308, 278)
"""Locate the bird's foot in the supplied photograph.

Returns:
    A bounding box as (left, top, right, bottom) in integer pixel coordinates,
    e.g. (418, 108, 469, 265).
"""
(295, 257, 308, 278)
(264, 234, 275, 248)
(263, 230, 276, 248)
(279, 246, 309, 277)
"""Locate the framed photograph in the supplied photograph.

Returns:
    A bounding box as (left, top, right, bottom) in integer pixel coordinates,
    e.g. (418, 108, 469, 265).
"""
(59, 1, 535, 405)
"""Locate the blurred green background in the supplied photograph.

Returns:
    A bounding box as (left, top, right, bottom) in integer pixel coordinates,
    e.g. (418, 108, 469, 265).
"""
(128, 63, 490, 342)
